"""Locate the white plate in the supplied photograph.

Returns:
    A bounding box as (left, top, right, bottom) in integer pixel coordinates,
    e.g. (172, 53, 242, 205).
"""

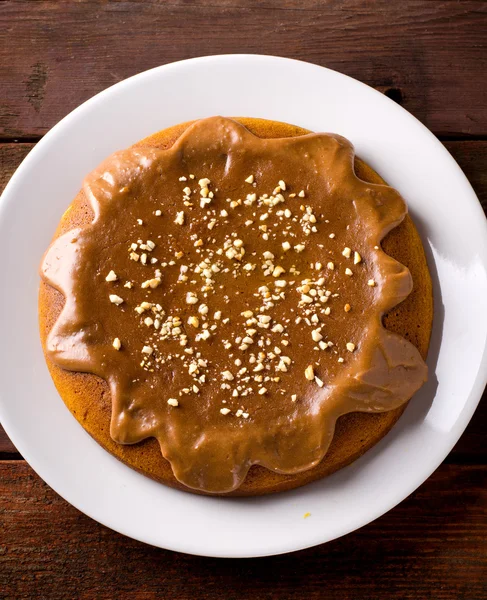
(1, 55, 486, 558)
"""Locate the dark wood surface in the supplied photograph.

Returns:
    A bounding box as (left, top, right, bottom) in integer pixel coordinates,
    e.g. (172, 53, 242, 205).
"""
(1, 1, 486, 598)
(1, 462, 486, 600)
(1, 0, 487, 139)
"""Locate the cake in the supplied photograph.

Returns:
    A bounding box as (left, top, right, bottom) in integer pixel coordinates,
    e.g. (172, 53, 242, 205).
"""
(39, 117, 432, 495)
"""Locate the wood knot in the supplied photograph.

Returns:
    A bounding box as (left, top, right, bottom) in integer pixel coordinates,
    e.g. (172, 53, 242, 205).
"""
(383, 87, 403, 104)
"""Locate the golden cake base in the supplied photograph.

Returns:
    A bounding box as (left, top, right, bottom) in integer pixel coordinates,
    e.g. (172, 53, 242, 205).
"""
(39, 118, 433, 496)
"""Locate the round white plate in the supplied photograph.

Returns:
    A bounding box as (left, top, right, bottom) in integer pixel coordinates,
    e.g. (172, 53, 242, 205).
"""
(1, 55, 486, 558)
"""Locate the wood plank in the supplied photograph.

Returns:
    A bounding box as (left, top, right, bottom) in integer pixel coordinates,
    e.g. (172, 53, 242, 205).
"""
(0, 140, 486, 457)
(0, 428, 17, 455)
(0, 143, 32, 193)
(0, 461, 486, 599)
(447, 140, 487, 213)
(1, 1, 486, 138)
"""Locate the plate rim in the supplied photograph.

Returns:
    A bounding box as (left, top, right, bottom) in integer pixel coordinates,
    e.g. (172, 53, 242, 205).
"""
(1, 54, 486, 558)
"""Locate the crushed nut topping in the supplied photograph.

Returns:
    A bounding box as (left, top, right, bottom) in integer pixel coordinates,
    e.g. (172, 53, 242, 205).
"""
(174, 211, 185, 225)
(305, 365, 315, 380)
(98, 165, 379, 423)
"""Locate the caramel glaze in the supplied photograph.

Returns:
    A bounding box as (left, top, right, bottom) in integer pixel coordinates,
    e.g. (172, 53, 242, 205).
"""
(41, 117, 428, 493)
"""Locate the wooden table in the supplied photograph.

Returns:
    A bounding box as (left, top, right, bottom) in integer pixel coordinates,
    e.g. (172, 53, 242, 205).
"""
(1, 2, 486, 598)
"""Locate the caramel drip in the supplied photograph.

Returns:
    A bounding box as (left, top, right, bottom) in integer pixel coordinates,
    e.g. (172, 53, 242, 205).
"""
(41, 117, 427, 493)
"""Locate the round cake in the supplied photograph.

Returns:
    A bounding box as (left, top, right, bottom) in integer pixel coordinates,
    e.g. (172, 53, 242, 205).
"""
(39, 117, 433, 496)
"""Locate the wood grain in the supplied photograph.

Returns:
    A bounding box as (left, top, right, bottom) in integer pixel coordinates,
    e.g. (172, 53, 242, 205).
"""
(0, 143, 32, 193)
(1, 1, 486, 138)
(0, 461, 486, 599)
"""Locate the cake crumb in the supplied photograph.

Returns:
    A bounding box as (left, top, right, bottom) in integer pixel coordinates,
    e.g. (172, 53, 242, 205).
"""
(186, 292, 198, 304)
(188, 316, 199, 328)
(112, 338, 121, 350)
(141, 277, 161, 289)
(312, 330, 323, 342)
(167, 398, 179, 407)
(109, 294, 124, 305)
(174, 211, 185, 225)
(305, 365, 314, 380)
